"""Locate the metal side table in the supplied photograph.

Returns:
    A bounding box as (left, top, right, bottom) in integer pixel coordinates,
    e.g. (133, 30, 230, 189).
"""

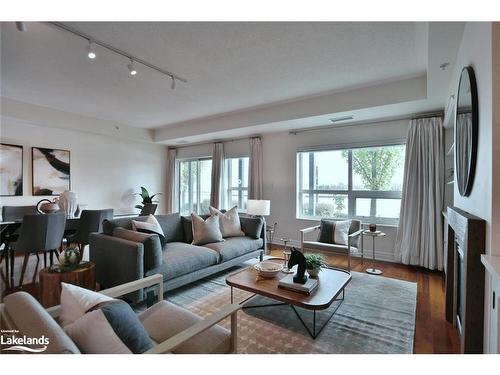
(361, 230, 386, 275)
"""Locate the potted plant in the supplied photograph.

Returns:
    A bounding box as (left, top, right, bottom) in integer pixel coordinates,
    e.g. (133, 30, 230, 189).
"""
(304, 253, 325, 278)
(135, 186, 161, 215)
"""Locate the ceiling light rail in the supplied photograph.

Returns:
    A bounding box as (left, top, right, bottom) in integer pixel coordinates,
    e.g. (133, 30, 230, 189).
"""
(48, 22, 187, 86)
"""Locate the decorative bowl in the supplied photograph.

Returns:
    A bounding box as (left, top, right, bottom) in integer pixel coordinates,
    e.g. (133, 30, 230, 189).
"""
(253, 261, 283, 278)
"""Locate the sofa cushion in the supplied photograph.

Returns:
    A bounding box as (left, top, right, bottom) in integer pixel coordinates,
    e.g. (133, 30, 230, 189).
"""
(154, 213, 184, 242)
(145, 242, 219, 281)
(132, 215, 167, 247)
(3, 292, 80, 354)
(204, 236, 263, 262)
(112, 227, 162, 271)
(239, 216, 264, 239)
(138, 300, 231, 354)
(191, 213, 224, 245)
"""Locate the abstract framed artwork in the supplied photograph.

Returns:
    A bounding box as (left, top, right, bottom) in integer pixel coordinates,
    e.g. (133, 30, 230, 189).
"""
(0, 143, 23, 196)
(32, 147, 71, 196)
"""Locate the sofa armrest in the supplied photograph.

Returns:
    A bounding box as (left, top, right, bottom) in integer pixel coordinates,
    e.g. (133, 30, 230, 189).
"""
(89, 233, 145, 303)
(146, 303, 241, 354)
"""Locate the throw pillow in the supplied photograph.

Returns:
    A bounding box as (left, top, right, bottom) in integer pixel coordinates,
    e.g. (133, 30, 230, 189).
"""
(60, 282, 113, 327)
(209, 206, 245, 238)
(333, 220, 350, 245)
(64, 299, 153, 354)
(132, 215, 167, 247)
(317, 220, 335, 244)
(191, 213, 224, 245)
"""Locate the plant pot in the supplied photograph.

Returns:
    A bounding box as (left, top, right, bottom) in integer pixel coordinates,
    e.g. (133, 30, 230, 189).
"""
(140, 203, 158, 216)
(307, 268, 320, 278)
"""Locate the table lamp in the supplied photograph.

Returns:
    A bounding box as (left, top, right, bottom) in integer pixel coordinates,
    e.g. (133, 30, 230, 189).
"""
(246, 199, 270, 217)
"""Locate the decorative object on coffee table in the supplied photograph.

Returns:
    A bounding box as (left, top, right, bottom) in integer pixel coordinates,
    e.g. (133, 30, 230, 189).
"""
(39, 261, 96, 308)
(304, 253, 324, 278)
(280, 237, 294, 274)
(134, 186, 161, 215)
(362, 230, 386, 275)
(288, 248, 308, 284)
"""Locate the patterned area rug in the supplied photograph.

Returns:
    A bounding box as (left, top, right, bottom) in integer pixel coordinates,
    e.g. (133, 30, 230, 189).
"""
(163, 264, 417, 354)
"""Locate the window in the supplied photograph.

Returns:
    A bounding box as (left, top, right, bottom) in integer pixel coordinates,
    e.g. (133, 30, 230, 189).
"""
(178, 158, 212, 215)
(223, 157, 249, 210)
(297, 144, 405, 224)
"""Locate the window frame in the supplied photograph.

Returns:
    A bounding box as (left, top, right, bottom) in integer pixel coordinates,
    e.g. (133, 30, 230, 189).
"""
(296, 140, 406, 225)
(177, 157, 212, 215)
(224, 156, 249, 210)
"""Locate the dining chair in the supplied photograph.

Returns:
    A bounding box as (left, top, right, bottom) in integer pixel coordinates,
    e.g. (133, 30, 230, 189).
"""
(1, 205, 38, 278)
(66, 209, 114, 257)
(12, 212, 66, 287)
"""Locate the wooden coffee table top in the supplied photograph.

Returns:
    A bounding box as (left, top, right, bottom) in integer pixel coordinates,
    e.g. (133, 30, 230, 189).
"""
(226, 258, 351, 310)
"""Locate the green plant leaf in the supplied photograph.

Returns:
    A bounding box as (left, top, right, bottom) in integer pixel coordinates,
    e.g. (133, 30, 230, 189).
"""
(140, 186, 150, 199)
(135, 204, 144, 209)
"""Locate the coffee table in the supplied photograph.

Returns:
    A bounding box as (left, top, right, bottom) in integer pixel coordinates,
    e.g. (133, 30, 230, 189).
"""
(226, 258, 351, 339)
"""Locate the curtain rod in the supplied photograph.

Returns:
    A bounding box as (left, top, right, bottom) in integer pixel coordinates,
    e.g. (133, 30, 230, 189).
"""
(169, 134, 261, 149)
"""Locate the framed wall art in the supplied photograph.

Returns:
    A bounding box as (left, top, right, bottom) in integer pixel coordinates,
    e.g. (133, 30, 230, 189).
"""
(0, 143, 23, 196)
(32, 147, 71, 196)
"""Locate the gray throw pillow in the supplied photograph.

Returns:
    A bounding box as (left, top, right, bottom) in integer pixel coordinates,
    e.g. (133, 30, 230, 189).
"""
(209, 206, 245, 238)
(318, 220, 335, 244)
(239, 216, 264, 239)
(191, 213, 224, 245)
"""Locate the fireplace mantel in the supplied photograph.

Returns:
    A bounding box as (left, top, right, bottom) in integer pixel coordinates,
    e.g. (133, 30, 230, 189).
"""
(445, 206, 486, 353)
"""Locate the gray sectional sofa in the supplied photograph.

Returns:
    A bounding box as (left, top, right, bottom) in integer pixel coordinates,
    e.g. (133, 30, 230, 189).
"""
(89, 213, 265, 302)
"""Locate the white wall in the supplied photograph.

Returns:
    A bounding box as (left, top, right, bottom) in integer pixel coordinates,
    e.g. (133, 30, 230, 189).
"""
(0, 117, 167, 215)
(175, 119, 409, 261)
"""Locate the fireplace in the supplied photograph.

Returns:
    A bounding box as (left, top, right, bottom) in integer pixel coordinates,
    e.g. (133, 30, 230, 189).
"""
(445, 207, 486, 353)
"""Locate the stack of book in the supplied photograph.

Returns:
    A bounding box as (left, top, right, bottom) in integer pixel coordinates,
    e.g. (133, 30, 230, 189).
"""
(278, 274, 318, 295)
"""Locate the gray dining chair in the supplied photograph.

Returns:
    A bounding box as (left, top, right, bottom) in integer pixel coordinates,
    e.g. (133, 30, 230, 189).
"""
(66, 209, 114, 256)
(12, 212, 66, 287)
(1, 205, 38, 278)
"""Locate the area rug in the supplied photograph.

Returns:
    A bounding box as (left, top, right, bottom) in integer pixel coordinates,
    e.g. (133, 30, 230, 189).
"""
(163, 265, 417, 354)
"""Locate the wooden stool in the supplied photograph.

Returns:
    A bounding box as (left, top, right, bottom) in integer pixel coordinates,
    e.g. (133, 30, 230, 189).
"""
(39, 262, 96, 308)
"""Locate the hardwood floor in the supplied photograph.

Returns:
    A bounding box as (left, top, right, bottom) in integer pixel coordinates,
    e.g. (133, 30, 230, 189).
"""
(269, 247, 460, 354)
(1, 246, 460, 354)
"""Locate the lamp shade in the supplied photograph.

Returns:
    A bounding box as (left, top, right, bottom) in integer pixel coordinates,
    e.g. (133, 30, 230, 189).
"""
(246, 199, 270, 216)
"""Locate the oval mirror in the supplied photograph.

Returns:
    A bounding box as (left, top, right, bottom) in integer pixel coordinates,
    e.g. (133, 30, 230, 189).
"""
(455, 66, 478, 197)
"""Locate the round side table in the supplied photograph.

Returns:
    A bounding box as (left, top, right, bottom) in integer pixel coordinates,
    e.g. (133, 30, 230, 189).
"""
(39, 262, 96, 308)
(361, 231, 386, 275)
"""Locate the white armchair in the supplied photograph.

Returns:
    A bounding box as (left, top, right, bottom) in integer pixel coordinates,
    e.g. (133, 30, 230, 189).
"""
(300, 220, 364, 271)
(2, 274, 240, 354)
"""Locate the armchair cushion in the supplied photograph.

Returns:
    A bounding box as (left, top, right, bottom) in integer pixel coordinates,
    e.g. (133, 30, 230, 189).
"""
(138, 300, 231, 354)
(317, 219, 362, 248)
(302, 240, 358, 254)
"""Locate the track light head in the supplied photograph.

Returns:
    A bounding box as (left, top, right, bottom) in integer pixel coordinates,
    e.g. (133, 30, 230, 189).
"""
(128, 60, 137, 76)
(15, 22, 27, 32)
(171, 76, 176, 90)
(87, 41, 96, 60)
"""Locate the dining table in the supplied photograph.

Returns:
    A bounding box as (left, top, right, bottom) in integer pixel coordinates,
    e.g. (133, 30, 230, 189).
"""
(0, 212, 137, 289)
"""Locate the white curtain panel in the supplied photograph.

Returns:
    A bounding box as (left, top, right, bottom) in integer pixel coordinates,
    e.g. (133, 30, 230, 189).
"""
(248, 137, 263, 200)
(394, 117, 444, 270)
(165, 148, 177, 213)
(210, 142, 224, 208)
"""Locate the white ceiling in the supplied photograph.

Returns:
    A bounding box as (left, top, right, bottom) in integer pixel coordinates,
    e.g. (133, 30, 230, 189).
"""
(2, 22, 428, 130)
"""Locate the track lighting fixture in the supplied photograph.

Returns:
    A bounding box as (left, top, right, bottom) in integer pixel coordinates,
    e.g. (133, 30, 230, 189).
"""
(87, 41, 96, 60)
(48, 22, 187, 87)
(128, 59, 137, 76)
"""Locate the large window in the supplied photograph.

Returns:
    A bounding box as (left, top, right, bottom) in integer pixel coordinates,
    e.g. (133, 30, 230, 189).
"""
(223, 157, 249, 210)
(178, 158, 212, 215)
(297, 144, 405, 224)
